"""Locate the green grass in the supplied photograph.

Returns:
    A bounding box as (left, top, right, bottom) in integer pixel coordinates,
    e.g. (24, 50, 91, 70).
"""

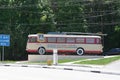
(13, 58, 85, 64)
(2, 56, 120, 65)
(58, 58, 85, 63)
(0, 60, 17, 63)
(75, 55, 120, 65)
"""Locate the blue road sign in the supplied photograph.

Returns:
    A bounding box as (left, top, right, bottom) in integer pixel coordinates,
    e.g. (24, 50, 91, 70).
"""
(0, 34, 10, 46)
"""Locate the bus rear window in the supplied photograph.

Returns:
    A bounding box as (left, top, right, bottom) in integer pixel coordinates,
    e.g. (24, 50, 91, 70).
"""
(96, 38, 101, 44)
(28, 37, 37, 43)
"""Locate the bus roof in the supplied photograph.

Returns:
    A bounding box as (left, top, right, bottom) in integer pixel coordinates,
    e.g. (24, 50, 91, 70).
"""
(47, 32, 107, 36)
(28, 34, 101, 38)
(28, 34, 38, 37)
(44, 34, 101, 38)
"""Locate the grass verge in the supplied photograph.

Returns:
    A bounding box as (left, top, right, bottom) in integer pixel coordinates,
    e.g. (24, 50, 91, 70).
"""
(25, 59, 85, 64)
(74, 55, 120, 65)
(58, 58, 85, 63)
(0, 60, 17, 63)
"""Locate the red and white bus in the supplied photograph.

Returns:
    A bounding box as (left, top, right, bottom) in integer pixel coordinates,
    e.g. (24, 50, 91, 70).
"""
(26, 33, 103, 55)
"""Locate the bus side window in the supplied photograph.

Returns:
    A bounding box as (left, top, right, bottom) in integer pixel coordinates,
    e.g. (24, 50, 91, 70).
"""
(66, 38, 75, 43)
(76, 38, 85, 43)
(57, 37, 65, 43)
(47, 37, 56, 43)
(86, 38, 95, 44)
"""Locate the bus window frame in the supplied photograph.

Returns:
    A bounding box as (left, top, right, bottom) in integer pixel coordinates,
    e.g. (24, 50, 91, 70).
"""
(28, 37, 38, 43)
(47, 37, 57, 43)
(57, 37, 66, 43)
(85, 38, 95, 44)
(75, 37, 85, 44)
(66, 37, 75, 43)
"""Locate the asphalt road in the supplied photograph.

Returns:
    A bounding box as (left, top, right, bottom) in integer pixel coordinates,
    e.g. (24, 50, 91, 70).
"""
(0, 55, 120, 80)
(0, 65, 120, 80)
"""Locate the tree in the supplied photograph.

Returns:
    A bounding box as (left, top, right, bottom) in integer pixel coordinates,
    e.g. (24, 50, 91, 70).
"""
(50, 0, 87, 32)
(0, 0, 53, 60)
(0, 0, 120, 60)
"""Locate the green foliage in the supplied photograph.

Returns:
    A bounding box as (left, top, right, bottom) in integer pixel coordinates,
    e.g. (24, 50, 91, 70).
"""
(0, 0, 53, 60)
(0, 0, 120, 60)
(52, 0, 87, 32)
(115, 26, 120, 32)
(58, 58, 85, 63)
(40, 15, 47, 22)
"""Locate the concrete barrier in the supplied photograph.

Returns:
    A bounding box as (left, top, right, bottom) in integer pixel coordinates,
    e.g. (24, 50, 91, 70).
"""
(28, 55, 104, 62)
(28, 55, 53, 62)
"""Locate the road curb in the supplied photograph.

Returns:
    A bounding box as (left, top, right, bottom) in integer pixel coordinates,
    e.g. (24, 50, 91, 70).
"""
(0, 64, 120, 75)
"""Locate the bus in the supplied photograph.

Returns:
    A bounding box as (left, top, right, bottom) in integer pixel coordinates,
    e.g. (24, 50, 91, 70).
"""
(26, 33, 103, 55)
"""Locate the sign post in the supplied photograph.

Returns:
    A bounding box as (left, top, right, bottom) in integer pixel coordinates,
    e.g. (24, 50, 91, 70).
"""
(53, 49, 58, 65)
(0, 34, 10, 61)
(2, 46, 4, 61)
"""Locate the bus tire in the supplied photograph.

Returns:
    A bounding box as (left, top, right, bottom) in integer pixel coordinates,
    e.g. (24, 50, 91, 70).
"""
(76, 48, 84, 55)
(38, 47, 46, 55)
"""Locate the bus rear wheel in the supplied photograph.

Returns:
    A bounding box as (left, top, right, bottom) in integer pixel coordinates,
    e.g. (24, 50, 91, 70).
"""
(38, 47, 46, 55)
(76, 48, 84, 55)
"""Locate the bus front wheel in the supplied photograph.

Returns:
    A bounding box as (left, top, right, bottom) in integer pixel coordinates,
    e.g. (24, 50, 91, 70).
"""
(76, 48, 84, 55)
(38, 47, 46, 55)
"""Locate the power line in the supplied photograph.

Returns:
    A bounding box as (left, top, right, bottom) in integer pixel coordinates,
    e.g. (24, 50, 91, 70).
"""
(0, 0, 119, 9)
(0, 20, 120, 26)
(51, 0, 118, 5)
(20, 9, 118, 18)
(0, 10, 117, 26)
(0, 7, 117, 14)
(0, 0, 119, 27)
